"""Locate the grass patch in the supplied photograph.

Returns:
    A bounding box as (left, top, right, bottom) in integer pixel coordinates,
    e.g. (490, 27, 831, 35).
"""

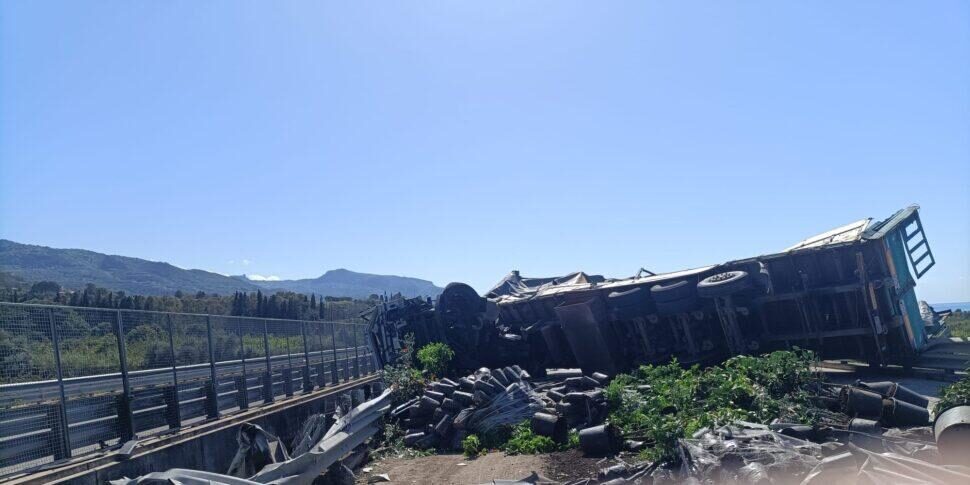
(946, 312, 970, 338)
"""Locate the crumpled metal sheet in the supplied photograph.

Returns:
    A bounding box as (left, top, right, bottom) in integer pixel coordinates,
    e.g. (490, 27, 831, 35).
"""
(227, 423, 291, 478)
(289, 413, 330, 457)
(110, 469, 262, 485)
(110, 389, 394, 485)
(247, 388, 393, 484)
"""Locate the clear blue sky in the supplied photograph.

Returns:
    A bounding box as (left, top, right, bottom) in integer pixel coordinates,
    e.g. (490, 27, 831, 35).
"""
(1, 2, 968, 302)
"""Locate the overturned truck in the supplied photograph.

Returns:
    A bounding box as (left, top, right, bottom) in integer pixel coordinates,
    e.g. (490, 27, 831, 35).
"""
(366, 205, 936, 375)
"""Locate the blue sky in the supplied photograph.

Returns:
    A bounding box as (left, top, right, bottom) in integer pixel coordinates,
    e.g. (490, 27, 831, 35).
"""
(1, 2, 967, 302)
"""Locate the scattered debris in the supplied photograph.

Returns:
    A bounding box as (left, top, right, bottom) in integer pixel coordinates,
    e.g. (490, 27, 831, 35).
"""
(393, 366, 545, 451)
(934, 405, 970, 464)
(110, 389, 394, 485)
(366, 473, 390, 483)
(227, 423, 290, 478)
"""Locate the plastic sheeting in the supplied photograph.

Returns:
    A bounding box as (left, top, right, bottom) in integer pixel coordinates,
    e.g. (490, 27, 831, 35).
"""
(679, 422, 823, 482)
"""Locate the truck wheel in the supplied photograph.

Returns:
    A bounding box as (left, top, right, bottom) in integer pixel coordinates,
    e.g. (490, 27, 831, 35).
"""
(697, 271, 751, 298)
(437, 282, 484, 317)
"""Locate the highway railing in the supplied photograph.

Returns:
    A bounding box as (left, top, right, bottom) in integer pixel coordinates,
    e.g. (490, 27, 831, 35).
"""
(0, 303, 378, 477)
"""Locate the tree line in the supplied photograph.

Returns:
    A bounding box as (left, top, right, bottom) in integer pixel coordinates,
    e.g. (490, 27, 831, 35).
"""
(0, 275, 378, 322)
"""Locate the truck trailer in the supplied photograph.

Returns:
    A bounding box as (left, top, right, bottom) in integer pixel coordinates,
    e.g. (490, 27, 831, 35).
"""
(367, 205, 937, 376)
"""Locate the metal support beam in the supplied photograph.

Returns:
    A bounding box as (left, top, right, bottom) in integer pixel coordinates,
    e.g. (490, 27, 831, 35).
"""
(301, 321, 313, 393)
(165, 314, 181, 428)
(205, 315, 220, 419)
(115, 310, 135, 442)
(262, 319, 273, 403)
(47, 308, 72, 460)
(353, 326, 360, 379)
(330, 322, 340, 383)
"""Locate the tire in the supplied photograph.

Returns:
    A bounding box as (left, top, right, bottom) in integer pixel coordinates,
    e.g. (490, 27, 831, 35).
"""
(650, 280, 694, 303)
(437, 282, 484, 315)
(697, 271, 751, 298)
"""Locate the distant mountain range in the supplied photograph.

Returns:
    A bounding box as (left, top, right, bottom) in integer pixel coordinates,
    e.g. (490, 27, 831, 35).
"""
(230, 269, 442, 299)
(0, 240, 443, 298)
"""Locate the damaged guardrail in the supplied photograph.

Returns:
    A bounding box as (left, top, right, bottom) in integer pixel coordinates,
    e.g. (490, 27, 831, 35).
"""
(110, 388, 394, 485)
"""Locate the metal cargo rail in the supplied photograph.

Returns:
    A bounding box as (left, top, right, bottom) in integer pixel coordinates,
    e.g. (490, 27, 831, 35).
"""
(0, 303, 378, 478)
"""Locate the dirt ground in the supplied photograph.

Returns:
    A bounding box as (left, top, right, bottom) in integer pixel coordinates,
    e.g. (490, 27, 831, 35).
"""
(357, 450, 600, 485)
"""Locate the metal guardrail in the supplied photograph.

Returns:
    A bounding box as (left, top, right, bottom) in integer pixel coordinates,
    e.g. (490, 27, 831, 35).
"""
(0, 303, 379, 477)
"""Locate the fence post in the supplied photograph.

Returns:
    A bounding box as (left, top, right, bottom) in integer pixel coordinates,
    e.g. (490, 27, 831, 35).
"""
(238, 319, 249, 408)
(315, 324, 327, 388)
(330, 322, 340, 384)
(262, 319, 273, 403)
(283, 328, 293, 396)
(115, 310, 135, 442)
(165, 314, 181, 428)
(239, 319, 247, 383)
(235, 375, 249, 409)
(282, 367, 293, 396)
(47, 308, 72, 460)
(301, 321, 313, 392)
(204, 315, 220, 419)
(353, 325, 360, 379)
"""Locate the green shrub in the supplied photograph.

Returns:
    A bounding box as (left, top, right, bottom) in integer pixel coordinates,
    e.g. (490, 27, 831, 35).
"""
(503, 421, 558, 455)
(606, 350, 819, 462)
(382, 333, 427, 405)
(566, 430, 580, 449)
(416, 342, 455, 377)
(462, 434, 483, 457)
(383, 364, 426, 406)
(935, 373, 970, 415)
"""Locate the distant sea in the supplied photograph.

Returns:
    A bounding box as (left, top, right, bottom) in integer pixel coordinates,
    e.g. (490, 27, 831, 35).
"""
(931, 302, 970, 312)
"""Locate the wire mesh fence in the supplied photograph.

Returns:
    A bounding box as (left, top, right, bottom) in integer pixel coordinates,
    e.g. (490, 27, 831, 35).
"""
(0, 302, 376, 477)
